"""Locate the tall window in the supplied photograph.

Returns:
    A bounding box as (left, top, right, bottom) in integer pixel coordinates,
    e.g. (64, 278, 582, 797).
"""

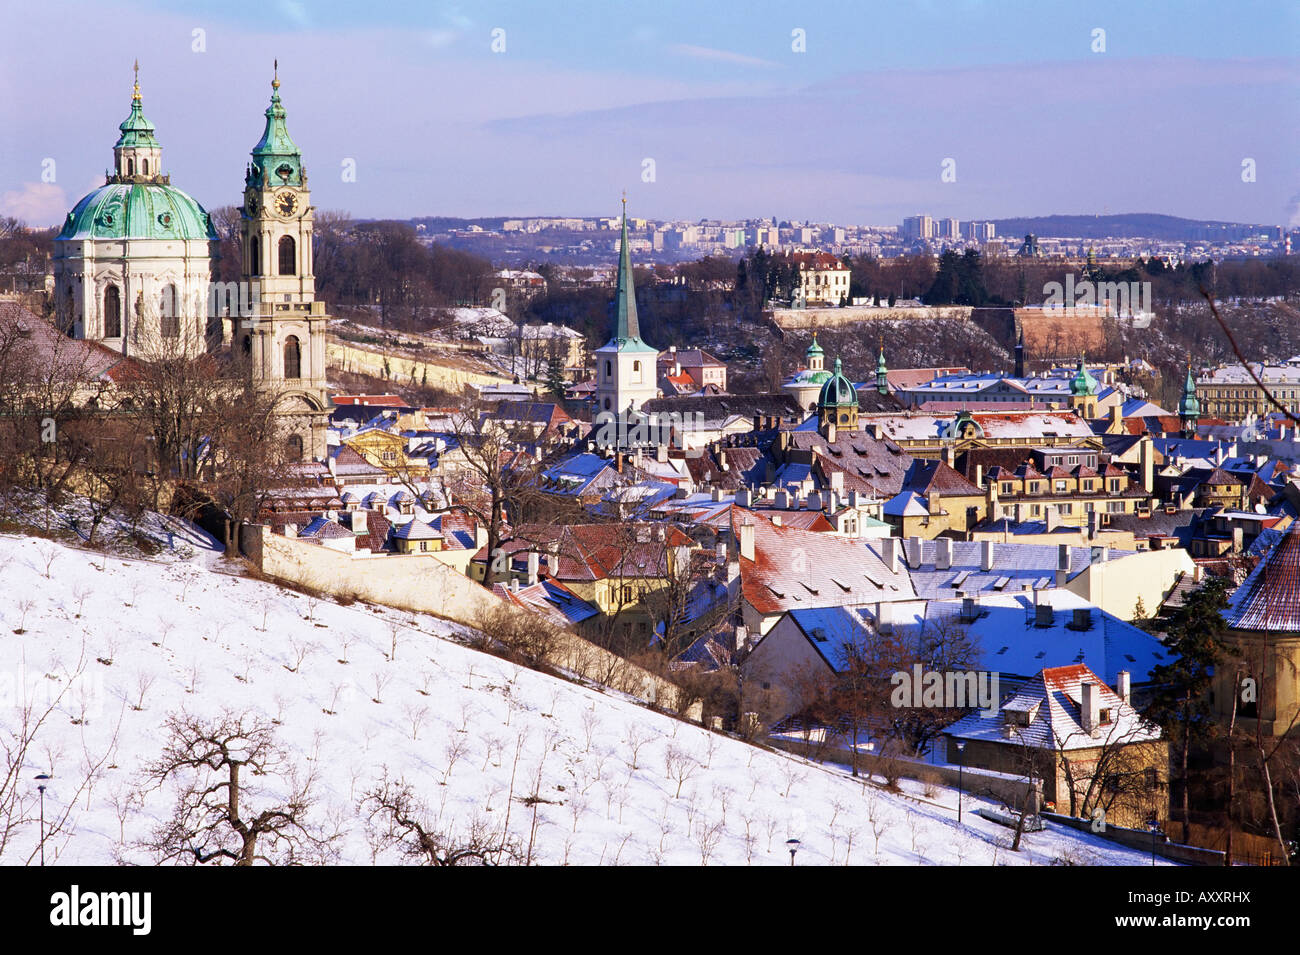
(278, 235, 296, 275)
(127, 159, 134, 176)
(142, 159, 149, 175)
(104, 285, 121, 337)
(160, 284, 180, 337)
(250, 236, 260, 275)
(286, 434, 304, 461)
(283, 335, 301, 378)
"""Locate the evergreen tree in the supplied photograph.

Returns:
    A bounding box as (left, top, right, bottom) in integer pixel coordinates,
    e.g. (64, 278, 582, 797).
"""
(1141, 577, 1231, 830)
(544, 355, 566, 399)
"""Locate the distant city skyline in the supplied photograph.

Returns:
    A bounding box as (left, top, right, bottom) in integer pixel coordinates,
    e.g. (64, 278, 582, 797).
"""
(1, 0, 1296, 228)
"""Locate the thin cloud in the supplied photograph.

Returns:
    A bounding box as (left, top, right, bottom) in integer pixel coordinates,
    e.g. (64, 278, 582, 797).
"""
(669, 43, 779, 68)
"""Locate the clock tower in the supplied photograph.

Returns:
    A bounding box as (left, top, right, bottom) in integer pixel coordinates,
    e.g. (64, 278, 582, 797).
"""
(238, 66, 329, 461)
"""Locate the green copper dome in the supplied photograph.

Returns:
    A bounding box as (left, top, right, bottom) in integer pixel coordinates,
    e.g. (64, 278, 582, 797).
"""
(58, 182, 218, 241)
(818, 357, 858, 409)
(806, 335, 824, 360)
(1069, 355, 1098, 396)
(115, 97, 160, 150)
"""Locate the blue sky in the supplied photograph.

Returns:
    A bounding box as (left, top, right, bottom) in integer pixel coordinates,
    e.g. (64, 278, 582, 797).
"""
(1, 0, 1296, 227)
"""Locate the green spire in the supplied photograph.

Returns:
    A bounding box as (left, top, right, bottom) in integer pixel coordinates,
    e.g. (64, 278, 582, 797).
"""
(1179, 360, 1200, 420)
(613, 199, 641, 342)
(115, 61, 159, 150)
(250, 62, 303, 187)
(876, 339, 889, 395)
(807, 334, 824, 359)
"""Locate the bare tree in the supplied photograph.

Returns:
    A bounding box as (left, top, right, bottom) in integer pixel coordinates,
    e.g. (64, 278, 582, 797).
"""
(136, 710, 339, 865)
(362, 772, 523, 865)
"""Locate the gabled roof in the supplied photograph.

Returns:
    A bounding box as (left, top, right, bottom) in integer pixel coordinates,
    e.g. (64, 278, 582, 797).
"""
(735, 511, 915, 616)
(902, 458, 983, 497)
(391, 520, 441, 541)
(943, 663, 1160, 751)
(493, 578, 600, 628)
(1225, 523, 1300, 631)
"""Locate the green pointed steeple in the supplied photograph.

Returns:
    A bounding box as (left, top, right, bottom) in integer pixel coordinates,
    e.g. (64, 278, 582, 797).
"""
(614, 200, 641, 341)
(249, 62, 304, 188)
(1179, 360, 1200, 421)
(876, 339, 889, 395)
(115, 64, 159, 151)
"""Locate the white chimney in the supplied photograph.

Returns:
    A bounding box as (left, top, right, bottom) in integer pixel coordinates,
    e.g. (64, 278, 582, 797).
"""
(352, 510, 368, 536)
(1055, 543, 1071, 587)
(527, 551, 540, 586)
(1116, 670, 1131, 705)
(882, 537, 900, 574)
(711, 487, 722, 502)
(829, 471, 844, 492)
(734, 624, 749, 651)
(980, 539, 995, 572)
(1080, 681, 1100, 734)
(876, 601, 892, 634)
(735, 487, 753, 508)
(935, 537, 953, 570)
(906, 535, 923, 567)
(738, 522, 755, 562)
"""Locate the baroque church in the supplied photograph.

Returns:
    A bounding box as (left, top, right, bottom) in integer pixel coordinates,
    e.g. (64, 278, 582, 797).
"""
(51, 63, 330, 461)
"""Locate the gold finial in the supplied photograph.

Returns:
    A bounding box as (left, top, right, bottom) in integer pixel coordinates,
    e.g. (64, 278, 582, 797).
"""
(272, 58, 280, 90)
(132, 59, 140, 101)
(621, 190, 627, 209)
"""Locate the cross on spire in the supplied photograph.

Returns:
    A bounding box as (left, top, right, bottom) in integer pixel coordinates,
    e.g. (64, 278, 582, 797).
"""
(273, 58, 280, 90)
(132, 59, 140, 101)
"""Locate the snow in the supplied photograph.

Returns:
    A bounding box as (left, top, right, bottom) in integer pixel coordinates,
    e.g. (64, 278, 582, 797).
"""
(0, 520, 1166, 865)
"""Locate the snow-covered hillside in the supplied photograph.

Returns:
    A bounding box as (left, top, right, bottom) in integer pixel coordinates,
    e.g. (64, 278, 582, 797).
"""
(0, 524, 1160, 865)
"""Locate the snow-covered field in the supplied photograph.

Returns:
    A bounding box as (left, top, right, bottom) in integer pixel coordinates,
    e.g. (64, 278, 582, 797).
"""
(0, 523, 1161, 865)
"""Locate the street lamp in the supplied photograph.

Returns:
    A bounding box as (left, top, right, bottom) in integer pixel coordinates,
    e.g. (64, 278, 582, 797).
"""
(955, 740, 966, 826)
(1146, 817, 1161, 867)
(786, 838, 800, 866)
(34, 774, 51, 867)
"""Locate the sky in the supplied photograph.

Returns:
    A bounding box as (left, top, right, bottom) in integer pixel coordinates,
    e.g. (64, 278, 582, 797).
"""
(1, 0, 1297, 228)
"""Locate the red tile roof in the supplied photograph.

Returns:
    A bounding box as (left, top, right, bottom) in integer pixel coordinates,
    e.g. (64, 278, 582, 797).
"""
(1225, 523, 1300, 631)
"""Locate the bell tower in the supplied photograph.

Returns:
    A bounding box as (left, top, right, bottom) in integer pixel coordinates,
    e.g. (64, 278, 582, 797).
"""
(239, 64, 329, 462)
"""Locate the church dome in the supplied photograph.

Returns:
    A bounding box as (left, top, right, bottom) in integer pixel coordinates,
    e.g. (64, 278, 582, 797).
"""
(817, 357, 857, 409)
(1069, 356, 1098, 396)
(58, 182, 217, 242)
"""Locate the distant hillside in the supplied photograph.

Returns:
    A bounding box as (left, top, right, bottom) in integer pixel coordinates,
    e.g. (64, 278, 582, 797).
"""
(990, 213, 1274, 241)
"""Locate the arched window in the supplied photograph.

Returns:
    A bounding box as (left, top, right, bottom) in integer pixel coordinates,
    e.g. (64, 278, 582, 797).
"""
(127, 158, 134, 176)
(104, 285, 121, 337)
(286, 434, 304, 461)
(250, 236, 260, 275)
(278, 235, 296, 275)
(603, 398, 611, 410)
(142, 159, 149, 175)
(160, 284, 180, 337)
(283, 335, 301, 378)
(604, 360, 612, 378)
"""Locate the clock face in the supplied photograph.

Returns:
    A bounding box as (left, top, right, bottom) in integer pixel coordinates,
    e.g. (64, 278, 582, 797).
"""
(276, 192, 299, 218)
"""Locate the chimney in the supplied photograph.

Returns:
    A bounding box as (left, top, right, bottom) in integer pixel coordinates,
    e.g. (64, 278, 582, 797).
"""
(905, 535, 923, 567)
(284, 523, 297, 539)
(882, 537, 900, 573)
(1087, 509, 1100, 540)
(928, 488, 942, 516)
(738, 522, 755, 561)
(805, 491, 822, 511)
(656, 443, 668, 463)
(718, 449, 729, 471)
(527, 551, 540, 586)
(771, 514, 782, 526)
(935, 537, 953, 570)
(711, 486, 723, 502)
(824, 422, 837, 443)
(1080, 681, 1100, 734)
(980, 539, 995, 572)
(1116, 670, 1131, 705)
(1110, 404, 1122, 431)
(774, 489, 789, 509)
(829, 471, 844, 492)
(975, 464, 984, 488)
(734, 624, 749, 651)
(352, 510, 368, 536)
(876, 601, 892, 634)
(735, 487, 752, 508)
(1057, 542, 1071, 574)
(1045, 506, 1061, 532)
